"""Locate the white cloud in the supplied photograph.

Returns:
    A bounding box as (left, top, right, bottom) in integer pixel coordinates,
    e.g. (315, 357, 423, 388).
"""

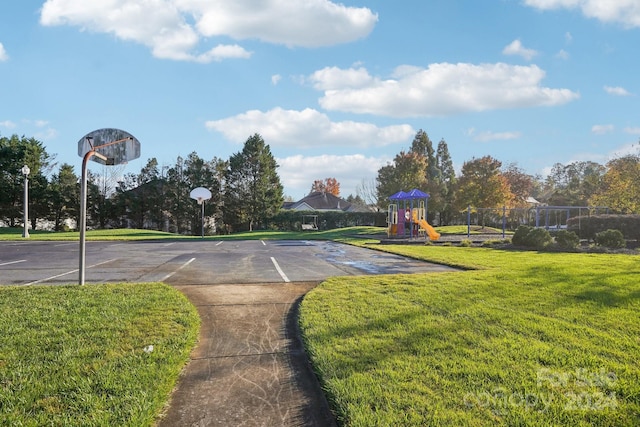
(271, 74, 282, 85)
(556, 49, 570, 60)
(39, 0, 377, 62)
(604, 85, 632, 96)
(0, 42, 8, 61)
(565, 31, 573, 43)
(467, 128, 522, 142)
(277, 154, 389, 199)
(623, 126, 640, 135)
(502, 39, 538, 60)
(524, 0, 640, 28)
(310, 63, 579, 118)
(205, 107, 415, 148)
(591, 124, 614, 134)
(0, 120, 16, 128)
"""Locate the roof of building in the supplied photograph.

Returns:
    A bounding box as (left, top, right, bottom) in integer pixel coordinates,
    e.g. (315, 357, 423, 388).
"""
(285, 191, 353, 211)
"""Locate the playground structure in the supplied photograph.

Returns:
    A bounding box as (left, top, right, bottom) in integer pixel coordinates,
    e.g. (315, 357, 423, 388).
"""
(387, 189, 440, 241)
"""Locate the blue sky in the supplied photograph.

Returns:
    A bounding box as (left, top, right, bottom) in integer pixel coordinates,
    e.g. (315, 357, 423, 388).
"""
(1, 0, 639, 200)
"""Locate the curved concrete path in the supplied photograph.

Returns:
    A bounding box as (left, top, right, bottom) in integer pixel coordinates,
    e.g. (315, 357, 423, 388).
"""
(157, 282, 337, 427)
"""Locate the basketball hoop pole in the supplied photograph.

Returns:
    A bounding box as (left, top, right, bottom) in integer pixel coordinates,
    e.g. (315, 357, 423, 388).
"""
(79, 147, 107, 285)
(201, 200, 205, 238)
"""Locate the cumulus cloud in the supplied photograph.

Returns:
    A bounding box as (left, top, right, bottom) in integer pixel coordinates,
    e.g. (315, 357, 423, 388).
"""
(556, 49, 570, 60)
(271, 74, 282, 85)
(39, 0, 377, 62)
(0, 42, 8, 61)
(205, 108, 415, 148)
(467, 128, 522, 142)
(309, 63, 579, 117)
(604, 85, 632, 96)
(502, 39, 538, 60)
(277, 154, 388, 199)
(591, 124, 614, 134)
(524, 0, 640, 28)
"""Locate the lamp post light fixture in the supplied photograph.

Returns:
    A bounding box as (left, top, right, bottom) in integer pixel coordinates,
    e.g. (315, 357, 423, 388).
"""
(21, 165, 30, 238)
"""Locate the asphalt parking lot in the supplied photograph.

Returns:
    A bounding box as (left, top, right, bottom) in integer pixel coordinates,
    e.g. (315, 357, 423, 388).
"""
(1, 239, 456, 426)
(0, 239, 455, 286)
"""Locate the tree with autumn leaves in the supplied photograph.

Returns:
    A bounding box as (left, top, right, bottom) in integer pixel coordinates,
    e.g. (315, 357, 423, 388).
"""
(310, 177, 340, 196)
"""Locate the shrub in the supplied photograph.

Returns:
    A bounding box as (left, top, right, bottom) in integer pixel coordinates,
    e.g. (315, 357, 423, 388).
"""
(512, 225, 532, 246)
(525, 228, 553, 248)
(594, 229, 626, 249)
(459, 239, 472, 247)
(555, 230, 580, 250)
(567, 214, 640, 240)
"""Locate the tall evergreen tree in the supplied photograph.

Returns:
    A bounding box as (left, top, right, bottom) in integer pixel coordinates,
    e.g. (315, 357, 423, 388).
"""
(224, 134, 283, 232)
(436, 138, 456, 224)
(47, 164, 79, 231)
(375, 151, 428, 208)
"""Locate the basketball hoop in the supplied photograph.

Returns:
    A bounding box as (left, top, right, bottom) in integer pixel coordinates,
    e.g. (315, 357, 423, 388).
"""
(190, 187, 212, 238)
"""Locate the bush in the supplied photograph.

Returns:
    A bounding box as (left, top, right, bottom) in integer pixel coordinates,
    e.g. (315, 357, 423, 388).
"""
(511, 225, 532, 246)
(526, 228, 553, 248)
(594, 229, 626, 249)
(567, 214, 640, 240)
(512, 225, 552, 249)
(459, 239, 472, 247)
(555, 230, 580, 250)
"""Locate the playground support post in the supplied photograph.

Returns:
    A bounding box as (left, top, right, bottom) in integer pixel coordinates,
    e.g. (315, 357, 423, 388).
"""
(502, 205, 506, 238)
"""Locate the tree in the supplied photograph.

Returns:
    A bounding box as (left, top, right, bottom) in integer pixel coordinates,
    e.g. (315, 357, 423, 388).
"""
(224, 134, 283, 232)
(590, 153, 640, 213)
(0, 134, 54, 227)
(409, 130, 442, 221)
(543, 161, 605, 206)
(375, 151, 428, 208)
(454, 156, 512, 211)
(47, 164, 79, 231)
(310, 177, 340, 196)
(435, 139, 456, 224)
(502, 163, 539, 207)
(356, 178, 379, 209)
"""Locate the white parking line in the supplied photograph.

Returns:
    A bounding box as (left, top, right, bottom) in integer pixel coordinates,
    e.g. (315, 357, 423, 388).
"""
(270, 257, 290, 283)
(261, 240, 266, 246)
(161, 257, 196, 282)
(23, 259, 116, 286)
(215, 241, 223, 246)
(0, 260, 26, 267)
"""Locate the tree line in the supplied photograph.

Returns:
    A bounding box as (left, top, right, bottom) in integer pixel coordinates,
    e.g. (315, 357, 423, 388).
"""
(0, 133, 282, 234)
(369, 130, 640, 224)
(1, 131, 638, 234)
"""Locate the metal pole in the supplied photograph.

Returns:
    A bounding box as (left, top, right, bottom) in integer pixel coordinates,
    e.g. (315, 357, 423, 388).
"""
(467, 206, 471, 238)
(201, 201, 205, 238)
(502, 205, 506, 239)
(22, 172, 29, 238)
(79, 150, 105, 285)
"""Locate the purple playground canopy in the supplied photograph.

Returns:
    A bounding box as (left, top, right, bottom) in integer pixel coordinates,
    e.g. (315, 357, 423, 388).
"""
(389, 189, 430, 200)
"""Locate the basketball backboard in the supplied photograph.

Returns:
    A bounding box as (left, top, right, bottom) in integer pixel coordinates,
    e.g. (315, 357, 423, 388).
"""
(190, 187, 212, 205)
(77, 128, 141, 165)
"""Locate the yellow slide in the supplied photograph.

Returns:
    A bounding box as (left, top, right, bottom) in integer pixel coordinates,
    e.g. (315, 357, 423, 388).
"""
(411, 210, 440, 240)
(419, 219, 440, 241)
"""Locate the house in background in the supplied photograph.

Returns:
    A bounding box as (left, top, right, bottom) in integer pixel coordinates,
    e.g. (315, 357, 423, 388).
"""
(283, 191, 368, 212)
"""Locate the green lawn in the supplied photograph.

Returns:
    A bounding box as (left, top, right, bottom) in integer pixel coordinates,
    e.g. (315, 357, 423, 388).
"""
(299, 246, 640, 426)
(0, 283, 199, 426)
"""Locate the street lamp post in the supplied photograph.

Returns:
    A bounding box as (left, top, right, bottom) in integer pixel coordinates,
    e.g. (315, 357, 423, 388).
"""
(21, 165, 30, 238)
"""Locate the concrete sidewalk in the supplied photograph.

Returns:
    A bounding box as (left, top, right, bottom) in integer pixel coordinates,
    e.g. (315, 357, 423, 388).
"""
(158, 282, 337, 427)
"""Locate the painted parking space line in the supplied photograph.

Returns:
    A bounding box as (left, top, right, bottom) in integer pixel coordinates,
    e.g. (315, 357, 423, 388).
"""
(161, 257, 196, 282)
(261, 240, 266, 246)
(215, 241, 223, 246)
(0, 260, 26, 267)
(270, 257, 290, 283)
(23, 259, 117, 286)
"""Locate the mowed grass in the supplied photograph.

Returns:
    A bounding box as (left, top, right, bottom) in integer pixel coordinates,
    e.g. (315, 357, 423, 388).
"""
(299, 246, 640, 426)
(0, 283, 200, 426)
(0, 227, 182, 241)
